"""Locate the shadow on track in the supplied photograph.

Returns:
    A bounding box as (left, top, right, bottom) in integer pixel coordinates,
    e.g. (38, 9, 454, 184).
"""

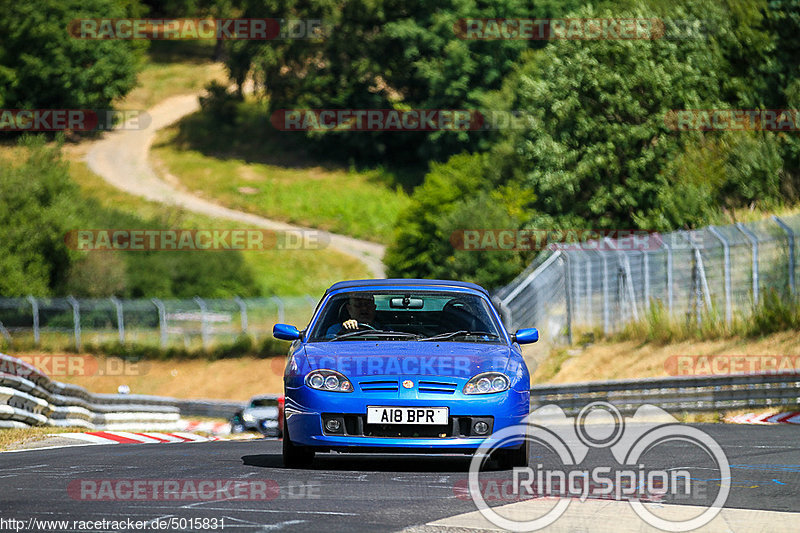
(242, 453, 472, 472)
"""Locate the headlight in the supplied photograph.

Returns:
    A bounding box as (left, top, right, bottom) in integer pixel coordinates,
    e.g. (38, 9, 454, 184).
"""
(242, 413, 256, 423)
(464, 372, 509, 394)
(305, 369, 353, 392)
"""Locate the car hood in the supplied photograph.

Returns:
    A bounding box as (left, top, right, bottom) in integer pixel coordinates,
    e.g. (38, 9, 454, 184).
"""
(301, 341, 512, 379)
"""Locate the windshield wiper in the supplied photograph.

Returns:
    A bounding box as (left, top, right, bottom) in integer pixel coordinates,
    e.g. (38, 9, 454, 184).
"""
(419, 330, 500, 342)
(331, 330, 421, 341)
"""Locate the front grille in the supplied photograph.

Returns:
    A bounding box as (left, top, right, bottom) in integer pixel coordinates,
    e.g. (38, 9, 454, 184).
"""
(321, 413, 493, 438)
(417, 380, 458, 394)
(359, 379, 399, 392)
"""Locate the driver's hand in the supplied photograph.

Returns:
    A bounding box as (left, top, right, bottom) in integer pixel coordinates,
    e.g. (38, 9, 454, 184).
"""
(343, 319, 359, 330)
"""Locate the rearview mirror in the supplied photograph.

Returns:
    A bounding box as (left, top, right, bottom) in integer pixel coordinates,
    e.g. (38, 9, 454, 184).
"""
(273, 323, 301, 341)
(512, 328, 539, 344)
(389, 297, 424, 309)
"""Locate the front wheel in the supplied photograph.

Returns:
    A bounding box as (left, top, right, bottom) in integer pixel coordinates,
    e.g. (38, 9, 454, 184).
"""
(282, 415, 315, 468)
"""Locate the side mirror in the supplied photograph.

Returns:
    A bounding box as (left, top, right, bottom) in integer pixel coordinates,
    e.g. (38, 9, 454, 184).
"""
(273, 323, 301, 341)
(512, 328, 539, 344)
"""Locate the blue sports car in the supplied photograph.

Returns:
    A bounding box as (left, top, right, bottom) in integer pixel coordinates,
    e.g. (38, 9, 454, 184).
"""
(272, 279, 538, 468)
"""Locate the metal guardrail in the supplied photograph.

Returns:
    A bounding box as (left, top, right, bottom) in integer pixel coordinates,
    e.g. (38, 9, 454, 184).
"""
(0, 353, 252, 430)
(531, 372, 800, 415)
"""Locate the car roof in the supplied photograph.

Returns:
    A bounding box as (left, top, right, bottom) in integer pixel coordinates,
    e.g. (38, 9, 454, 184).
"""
(324, 279, 490, 297)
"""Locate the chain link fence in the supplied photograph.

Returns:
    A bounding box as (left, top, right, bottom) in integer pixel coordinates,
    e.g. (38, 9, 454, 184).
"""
(493, 214, 800, 345)
(0, 296, 317, 351)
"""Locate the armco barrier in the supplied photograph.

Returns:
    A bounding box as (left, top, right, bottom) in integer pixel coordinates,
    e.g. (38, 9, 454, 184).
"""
(0, 353, 251, 430)
(531, 372, 800, 415)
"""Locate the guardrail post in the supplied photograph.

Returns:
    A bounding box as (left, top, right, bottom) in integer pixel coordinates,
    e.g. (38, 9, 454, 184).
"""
(708, 226, 732, 324)
(110, 296, 125, 343)
(772, 215, 796, 295)
(67, 296, 81, 351)
(194, 297, 210, 350)
(151, 298, 167, 348)
(234, 296, 248, 334)
(271, 296, 285, 324)
(26, 296, 40, 346)
(736, 223, 760, 305)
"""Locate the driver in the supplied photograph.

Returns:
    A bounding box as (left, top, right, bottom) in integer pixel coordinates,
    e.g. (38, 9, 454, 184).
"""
(326, 293, 382, 336)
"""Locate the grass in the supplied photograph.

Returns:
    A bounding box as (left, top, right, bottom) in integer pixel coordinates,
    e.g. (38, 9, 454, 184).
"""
(4, 353, 285, 400)
(116, 41, 226, 111)
(0, 426, 78, 451)
(59, 151, 372, 297)
(531, 329, 800, 384)
(613, 291, 800, 345)
(151, 101, 412, 244)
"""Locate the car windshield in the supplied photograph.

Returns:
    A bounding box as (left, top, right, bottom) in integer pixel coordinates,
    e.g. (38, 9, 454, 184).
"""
(307, 291, 503, 342)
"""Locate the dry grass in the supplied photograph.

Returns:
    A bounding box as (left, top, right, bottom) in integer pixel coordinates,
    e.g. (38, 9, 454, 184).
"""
(0, 426, 78, 451)
(532, 330, 800, 384)
(8, 352, 285, 400)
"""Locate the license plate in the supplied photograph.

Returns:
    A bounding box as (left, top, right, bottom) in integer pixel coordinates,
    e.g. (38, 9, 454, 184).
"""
(366, 406, 448, 425)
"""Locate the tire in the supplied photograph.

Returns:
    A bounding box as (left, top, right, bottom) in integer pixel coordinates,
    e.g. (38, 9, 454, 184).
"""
(492, 442, 529, 470)
(282, 415, 315, 468)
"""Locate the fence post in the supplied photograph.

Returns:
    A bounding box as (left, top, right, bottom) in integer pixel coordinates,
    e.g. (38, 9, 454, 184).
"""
(662, 237, 674, 315)
(642, 250, 650, 312)
(772, 215, 796, 295)
(708, 226, 732, 325)
(26, 296, 40, 346)
(271, 296, 285, 324)
(110, 296, 125, 343)
(736, 222, 760, 305)
(601, 252, 610, 335)
(234, 296, 248, 334)
(194, 296, 210, 350)
(67, 296, 81, 351)
(563, 253, 574, 344)
(151, 298, 167, 348)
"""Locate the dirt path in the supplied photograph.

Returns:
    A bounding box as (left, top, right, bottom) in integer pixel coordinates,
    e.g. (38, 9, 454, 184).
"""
(86, 93, 386, 277)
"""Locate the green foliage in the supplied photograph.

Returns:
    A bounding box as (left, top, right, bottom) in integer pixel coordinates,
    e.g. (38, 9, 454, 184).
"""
(0, 0, 146, 109)
(0, 136, 80, 296)
(0, 136, 260, 298)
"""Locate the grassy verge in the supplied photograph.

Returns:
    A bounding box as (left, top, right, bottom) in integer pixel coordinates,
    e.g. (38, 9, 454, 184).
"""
(532, 329, 800, 384)
(4, 353, 285, 400)
(67, 157, 371, 296)
(0, 427, 79, 452)
(151, 101, 412, 243)
(116, 41, 226, 111)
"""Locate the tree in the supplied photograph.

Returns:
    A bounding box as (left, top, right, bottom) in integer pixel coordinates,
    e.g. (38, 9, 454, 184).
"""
(0, 0, 145, 110)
